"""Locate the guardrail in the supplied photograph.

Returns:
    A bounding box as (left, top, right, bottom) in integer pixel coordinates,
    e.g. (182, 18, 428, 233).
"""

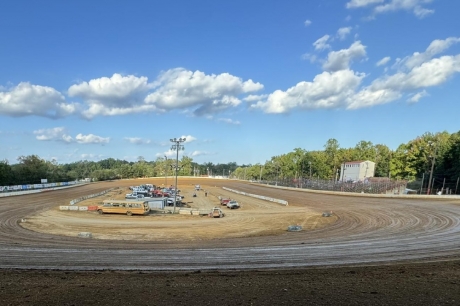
(69, 187, 119, 205)
(0, 182, 84, 198)
(222, 187, 288, 206)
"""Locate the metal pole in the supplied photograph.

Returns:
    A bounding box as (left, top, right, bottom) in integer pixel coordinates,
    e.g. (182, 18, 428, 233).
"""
(427, 142, 437, 195)
(259, 165, 263, 182)
(174, 148, 179, 212)
(455, 177, 459, 195)
(441, 177, 445, 194)
(419, 173, 425, 195)
(170, 137, 185, 213)
(164, 155, 168, 186)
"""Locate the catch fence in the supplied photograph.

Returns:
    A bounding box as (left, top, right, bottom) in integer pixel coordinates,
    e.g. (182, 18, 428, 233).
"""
(263, 177, 407, 195)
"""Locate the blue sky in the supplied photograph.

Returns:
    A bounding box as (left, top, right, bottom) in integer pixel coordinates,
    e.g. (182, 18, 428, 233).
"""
(1, 0, 459, 165)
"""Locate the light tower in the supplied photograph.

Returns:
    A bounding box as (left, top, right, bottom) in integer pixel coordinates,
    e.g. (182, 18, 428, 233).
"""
(170, 137, 185, 213)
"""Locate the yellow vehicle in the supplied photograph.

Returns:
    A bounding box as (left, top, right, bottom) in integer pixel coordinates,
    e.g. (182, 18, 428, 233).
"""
(97, 200, 150, 216)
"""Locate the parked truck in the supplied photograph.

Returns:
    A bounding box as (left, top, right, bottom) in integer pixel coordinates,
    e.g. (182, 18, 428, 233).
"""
(209, 207, 225, 218)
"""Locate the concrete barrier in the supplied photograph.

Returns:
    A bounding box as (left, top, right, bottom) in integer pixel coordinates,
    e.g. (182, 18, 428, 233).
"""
(69, 187, 118, 205)
(59, 206, 69, 210)
(223, 187, 289, 206)
(68, 206, 79, 211)
(78, 206, 88, 211)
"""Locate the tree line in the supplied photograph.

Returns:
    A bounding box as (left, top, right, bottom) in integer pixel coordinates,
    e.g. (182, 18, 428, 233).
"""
(1, 130, 459, 192)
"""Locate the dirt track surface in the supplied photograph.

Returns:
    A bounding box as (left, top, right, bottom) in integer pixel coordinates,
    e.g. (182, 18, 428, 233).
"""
(2, 178, 460, 305)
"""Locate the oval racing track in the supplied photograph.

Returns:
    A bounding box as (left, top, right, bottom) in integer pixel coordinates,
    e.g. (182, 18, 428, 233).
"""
(1, 180, 460, 271)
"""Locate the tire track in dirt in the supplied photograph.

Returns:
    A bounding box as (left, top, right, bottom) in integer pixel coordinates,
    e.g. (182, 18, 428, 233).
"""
(1, 179, 460, 270)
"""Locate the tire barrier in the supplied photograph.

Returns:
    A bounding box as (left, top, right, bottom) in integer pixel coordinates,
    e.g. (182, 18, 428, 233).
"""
(222, 187, 288, 206)
(69, 187, 118, 205)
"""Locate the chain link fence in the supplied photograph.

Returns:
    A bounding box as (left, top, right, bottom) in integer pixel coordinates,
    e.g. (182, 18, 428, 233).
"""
(263, 177, 408, 195)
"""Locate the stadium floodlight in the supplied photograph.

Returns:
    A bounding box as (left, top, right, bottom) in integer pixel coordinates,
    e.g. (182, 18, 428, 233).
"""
(170, 137, 186, 213)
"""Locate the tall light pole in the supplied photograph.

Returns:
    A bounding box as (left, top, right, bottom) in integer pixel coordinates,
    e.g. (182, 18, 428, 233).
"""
(308, 161, 312, 179)
(427, 141, 437, 195)
(170, 137, 185, 213)
(164, 155, 168, 187)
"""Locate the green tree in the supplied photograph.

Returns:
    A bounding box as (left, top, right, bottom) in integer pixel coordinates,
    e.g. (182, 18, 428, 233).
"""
(0, 160, 13, 185)
(324, 138, 340, 179)
(13, 155, 48, 184)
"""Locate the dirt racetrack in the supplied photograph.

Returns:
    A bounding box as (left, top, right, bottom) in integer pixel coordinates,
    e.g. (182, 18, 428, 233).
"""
(2, 178, 460, 305)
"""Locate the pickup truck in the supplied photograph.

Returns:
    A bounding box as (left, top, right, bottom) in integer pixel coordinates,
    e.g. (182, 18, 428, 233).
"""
(226, 200, 240, 209)
(167, 195, 183, 206)
(125, 193, 142, 199)
(220, 198, 231, 206)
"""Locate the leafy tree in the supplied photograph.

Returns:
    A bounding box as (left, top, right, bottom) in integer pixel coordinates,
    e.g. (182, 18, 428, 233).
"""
(0, 160, 13, 185)
(324, 138, 340, 179)
(13, 155, 48, 184)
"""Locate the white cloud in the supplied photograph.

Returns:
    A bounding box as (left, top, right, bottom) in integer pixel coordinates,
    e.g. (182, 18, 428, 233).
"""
(407, 90, 428, 103)
(0, 82, 76, 118)
(252, 70, 364, 113)
(313, 35, 331, 51)
(190, 150, 210, 157)
(180, 135, 197, 143)
(323, 41, 367, 71)
(255, 37, 460, 113)
(301, 53, 318, 63)
(75, 133, 110, 144)
(304, 19, 312, 26)
(349, 54, 460, 109)
(347, 0, 435, 18)
(347, 88, 402, 109)
(68, 73, 153, 119)
(80, 153, 104, 160)
(144, 68, 263, 116)
(373, 0, 435, 18)
(373, 55, 460, 91)
(158, 149, 185, 158)
(376, 56, 391, 66)
(413, 6, 434, 18)
(124, 137, 151, 145)
(399, 37, 460, 70)
(337, 27, 352, 40)
(217, 118, 241, 125)
(33, 127, 73, 143)
(243, 94, 269, 102)
(346, 0, 384, 8)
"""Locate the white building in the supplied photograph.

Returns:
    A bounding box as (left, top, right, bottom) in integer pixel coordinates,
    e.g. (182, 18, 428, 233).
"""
(339, 160, 375, 182)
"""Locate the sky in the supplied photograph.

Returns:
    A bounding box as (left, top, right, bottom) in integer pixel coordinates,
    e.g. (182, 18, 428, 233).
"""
(1, 0, 459, 165)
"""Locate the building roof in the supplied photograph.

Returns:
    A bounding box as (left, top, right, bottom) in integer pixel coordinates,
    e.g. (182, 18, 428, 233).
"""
(344, 160, 374, 164)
